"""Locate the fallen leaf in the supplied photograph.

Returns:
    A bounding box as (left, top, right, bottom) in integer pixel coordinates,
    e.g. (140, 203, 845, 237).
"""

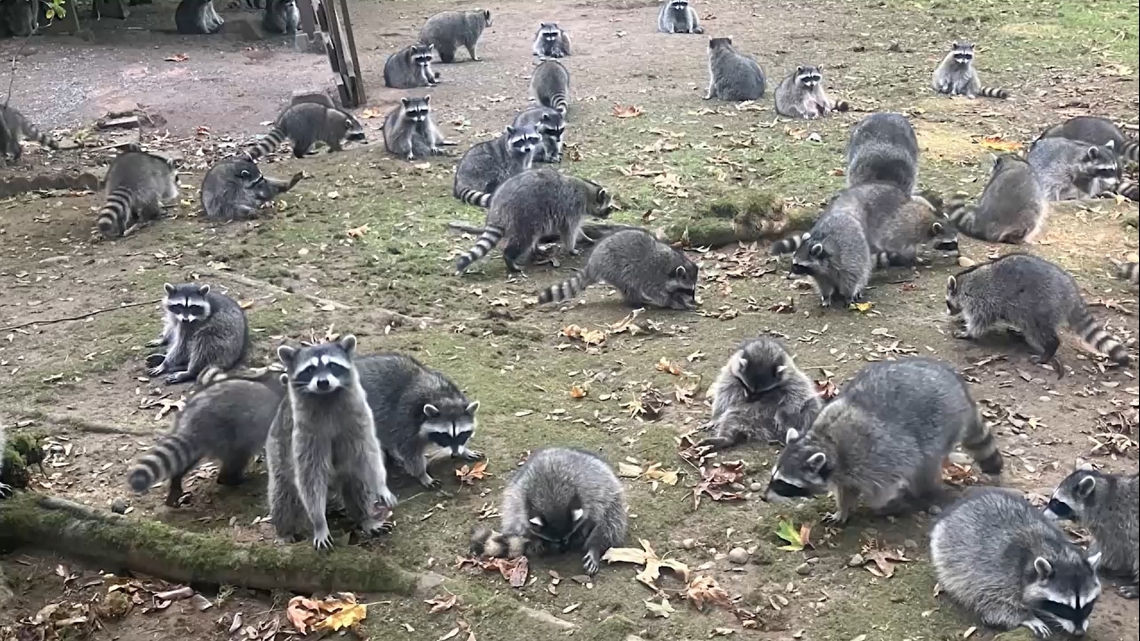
(685, 576, 733, 611)
(603, 539, 690, 591)
(164, 53, 189, 62)
(613, 104, 644, 118)
(861, 543, 912, 578)
(656, 357, 683, 376)
(561, 324, 606, 346)
(286, 597, 318, 634)
(979, 135, 1022, 152)
(425, 594, 458, 614)
(644, 598, 675, 618)
(346, 224, 369, 238)
(569, 384, 588, 399)
(456, 460, 490, 485)
(315, 602, 367, 632)
(849, 301, 874, 313)
(775, 520, 805, 552)
(693, 460, 747, 508)
(618, 462, 644, 478)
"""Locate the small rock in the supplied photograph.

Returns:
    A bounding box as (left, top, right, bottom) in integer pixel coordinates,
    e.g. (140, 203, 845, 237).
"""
(795, 563, 812, 576)
(904, 539, 919, 551)
(958, 256, 977, 267)
(729, 482, 746, 492)
(851, 44, 866, 52)
(681, 538, 697, 550)
(848, 553, 864, 567)
(749, 482, 763, 492)
(110, 498, 128, 514)
(928, 505, 942, 516)
(727, 547, 749, 565)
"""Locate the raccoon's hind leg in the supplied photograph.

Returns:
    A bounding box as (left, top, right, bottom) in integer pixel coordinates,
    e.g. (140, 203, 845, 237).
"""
(436, 43, 457, 64)
(464, 39, 481, 62)
(165, 473, 188, 507)
(1023, 322, 1063, 378)
(217, 449, 252, 486)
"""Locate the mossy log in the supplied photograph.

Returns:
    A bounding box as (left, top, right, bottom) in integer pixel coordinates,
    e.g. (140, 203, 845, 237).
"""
(662, 207, 815, 247)
(0, 493, 423, 595)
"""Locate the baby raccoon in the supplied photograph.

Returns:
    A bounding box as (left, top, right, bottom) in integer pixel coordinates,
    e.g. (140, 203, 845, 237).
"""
(384, 43, 439, 89)
(145, 283, 249, 385)
(470, 447, 627, 575)
(1115, 261, 1139, 288)
(657, 0, 702, 34)
(704, 37, 766, 101)
(383, 96, 449, 161)
(128, 367, 285, 507)
(355, 352, 482, 489)
(0, 104, 58, 164)
(454, 168, 614, 274)
(537, 229, 698, 310)
(530, 59, 571, 116)
(946, 155, 1048, 244)
(931, 489, 1102, 637)
(453, 125, 540, 207)
(175, 0, 223, 34)
(511, 107, 565, 163)
(419, 9, 491, 63)
(1037, 116, 1139, 165)
(1045, 468, 1138, 598)
(765, 359, 1002, 523)
(201, 157, 303, 221)
(931, 42, 1009, 99)
(846, 112, 919, 195)
(532, 23, 571, 58)
(864, 194, 959, 268)
(95, 150, 179, 239)
(775, 65, 847, 120)
(262, 0, 299, 34)
(1027, 137, 1120, 201)
(245, 102, 365, 160)
(698, 337, 821, 451)
(947, 254, 1131, 375)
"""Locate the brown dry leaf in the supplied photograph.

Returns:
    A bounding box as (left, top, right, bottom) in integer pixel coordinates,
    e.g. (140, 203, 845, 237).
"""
(164, 53, 189, 62)
(561, 324, 606, 346)
(686, 576, 733, 611)
(613, 104, 644, 118)
(602, 539, 690, 591)
(459, 555, 530, 587)
(656, 357, 684, 376)
(609, 309, 645, 336)
(979, 135, 1022, 152)
(425, 594, 459, 614)
(360, 107, 381, 119)
(942, 461, 981, 486)
(569, 384, 588, 399)
(642, 463, 679, 486)
(693, 460, 747, 508)
(814, 378, 839, 401)
(861, 543, 912, 578)
(456, 460, 490, 485)
(674, 381, 697, 405)
(346, 224, 369, 238)
(286, 597, 318, 634)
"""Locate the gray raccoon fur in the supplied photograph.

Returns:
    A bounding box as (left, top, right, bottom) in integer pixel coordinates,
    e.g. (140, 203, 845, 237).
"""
(1116, 261, 1139, 288)
(0, 0, 38, 37)
(469, 447, 627, 575)
(1119, 179, 1140, 202)
(128, 368, 285, 507)
(698, 337, 821, 451)
(355, 353, 482, 489)
(201, 157, 303, 221)
(383, 96, 448, 161)
(262, 0, 299, 35)
(145, 283, 249, 385)
(532, 23, 571, 58)
(245, 102, 365, 160)
(846, 112, 919, 195)
(530, 59, 571, 116)
(175, 0, 223, 34)
(946, 253, 1131, 375)
(1027, 137, 1121, 201)
(657, 0, 702, 34)
(0, 104, 58, 164)
(418, 9, 491, 63)
(704, 37, 765, 101)
(1037, 116, 1139, 165)
(96, 150, 179, 239)
(946, 155, 1048, 244)
(931, 489, 1103, 637)
(764, 358, 1003, 524)
(537, 229, 698, 309)
(384, 43, 439, 89)
(1046, 468, 1139, 599)
(267, 336, 398, 549)
(511, 106, 565, 163)
(864, 193, 960, 268)
(454, 168, 614, 274)
(0, 420, 8, 498)
(452, 125, 540, 207)
(775, 65, 847, 120)
(931, 42, 1009, 99)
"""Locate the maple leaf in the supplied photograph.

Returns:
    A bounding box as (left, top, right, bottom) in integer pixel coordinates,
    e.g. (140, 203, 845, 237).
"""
(425, 594, 458, 614)
(613, 104, 644, 118)
(686, 576, 733, 611)
(561, 324, 606, 346)
(286, 597, 318, 634)
(693, 460, 747, 508)
(814, 378, 839, 400)
(603, 539, 689, 591)
(860, 543, 911, 578)
(774, 520, 805, 552)
(979, 135, 1022, 152)
(456, 460, 490, 485)
(644, 598, 674, 618)
(315, 602, 367, 632)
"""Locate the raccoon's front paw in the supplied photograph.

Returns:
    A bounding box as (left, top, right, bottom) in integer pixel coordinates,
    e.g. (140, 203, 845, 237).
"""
(144, 353, 166, 369)
(145, 337, 166, 348)
(818, 295, 832, 308)
(459, 448, 484, 461)
(363, 518, 394, 536)
(1118, 584, 1139, 599)
(1020, 618, 1053, 638)
(951, 326, 972, 340)
(0, 481, 12, 499)
(582, 550, 601, 575)
(164, 370, 194, 385)
(823, 509, 849, 525)
(312, 528, 334, 551)
(549, 153, 563, 163)
(378, 487, 399, 508)
(419, 474, 442, 490)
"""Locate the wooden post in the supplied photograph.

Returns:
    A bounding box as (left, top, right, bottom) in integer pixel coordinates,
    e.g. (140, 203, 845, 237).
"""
(313, 0, 364, 108)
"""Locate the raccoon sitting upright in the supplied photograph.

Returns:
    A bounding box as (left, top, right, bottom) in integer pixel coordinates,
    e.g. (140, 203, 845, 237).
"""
(657, 0, 702, 34)
(931, 42, 1009, 99)
(946, 155, 1048, 244)
(201, 157, 304, 221)
(703, 37, 766, 101)
(932, 489, 1103, 637)
(1046, 468, 1138, 599)
(537, 229, 698, 310)
(95, 150, 179, 239)
(419, 9, 491, 63)
(384, 43, 439, 89)
(0, 104, 58, 165)
(262, 0, 299, 34)
(145, 283, 249, 385)
(846, 112, 919, 195)
(245, 102, 365, 160)
(454, 168, 614, 274)
(775, 65, 846, 120)
(453, 125, 540, 207)
(175, 0, 223, 34)
(946, 253, 1131, 375)
(383, 96, 449, 161)
(698, 337, 821, 451)
(1027, 138, 1120, 201)
(1037, 115, 1139, 165)
(530, 59, 571, 116)
(765, 358, 1003, 524)
(470, 447, 627, 575)
(532, 23, 571, 58)
(511, 107, 565, 163)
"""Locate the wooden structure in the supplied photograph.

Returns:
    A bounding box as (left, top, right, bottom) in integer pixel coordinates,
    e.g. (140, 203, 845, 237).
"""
(298, 0, 365, 108)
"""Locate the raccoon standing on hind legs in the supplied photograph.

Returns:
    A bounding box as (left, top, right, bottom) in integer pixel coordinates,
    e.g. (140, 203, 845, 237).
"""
(657, 0, 703, 34)
(145, 283, 249, 385)
(932, 42, 1009, 99)
(95, 150, 179, 239)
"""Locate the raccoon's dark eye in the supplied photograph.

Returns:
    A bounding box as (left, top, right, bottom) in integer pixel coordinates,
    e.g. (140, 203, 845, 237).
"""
(454, 430, 471, 445)
(294, 366, 317, 384)
(1095, 167, 1118, 177)
(327, 362, 349, 377)
(186, 304, 206, 316)
(168, 304, 186, 314)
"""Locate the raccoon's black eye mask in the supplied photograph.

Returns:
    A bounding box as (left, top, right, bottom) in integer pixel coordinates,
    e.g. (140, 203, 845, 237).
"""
(1045, 498, 1075, 520)
(1035, 599, 1094, 625)
(767, 478, 816, 498)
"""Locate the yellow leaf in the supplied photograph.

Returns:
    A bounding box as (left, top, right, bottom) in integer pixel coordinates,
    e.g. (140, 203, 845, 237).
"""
(655, 357, 683, 376)
(569, 384, 588, 399)
(644, 598, 674, 618)
(613, 104, 644, 118)
(346, 224, 369, 238)
(315, 602, 367, 631)
(979, 135, 1022, 152)
(604, 539, 690, 591)
(618, 462, 643, 478)
(849, 301, 874, 313)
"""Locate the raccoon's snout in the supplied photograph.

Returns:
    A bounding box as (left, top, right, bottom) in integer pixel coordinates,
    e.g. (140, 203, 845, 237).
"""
(935, 240, 960, 252)
(789, 263, 811, 276)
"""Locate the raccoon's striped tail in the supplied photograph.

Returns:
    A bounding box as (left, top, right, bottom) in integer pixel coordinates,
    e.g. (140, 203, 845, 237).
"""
(832, 99, 850, 112)
(128, 432, 203, 493)
(96, 187, 135, 239)
(960, 409, 1004, 475)
(769, 232, 809, 256)
(1122, 139, 1139, 164)
(246, 126, 286, 161)
(1117, 179, 1139, 202)
(548, 93, 568, 116)
(538, 269, 595, 304)
(470, 525, 527, 559)
(456, 188, 493, 208)
(455, 225, 503, 274)
(1070, 307, 1130, 366)
(977, 86, 1009, 99)
(1116, 261, 1139, 287)
(192, 365, 228, 390)
(25, 122, 60, 150)
(872, 249, 916, 269)
(945, 193, 980, 238)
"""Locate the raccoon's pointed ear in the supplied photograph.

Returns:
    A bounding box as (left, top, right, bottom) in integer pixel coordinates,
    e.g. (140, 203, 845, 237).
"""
(796, 65, 804, 74)
(571, 508, 585, 522)
(277, 345, 297, 367)
(932, 221, 944, 235)
(806, 452, 827, 472)
(198, 284, 211, 296)
(529, 516, 543, 527)
(596, 187, 609, 204)
(1033, 557, 1054, 581)
(279, 373, 289, 386)
(951, 41, 958, 48)
(505, 125, 516, 136)
(1085, 146, 1101, 161)
(423, 404, 441, 418)
(785, 428, 800, 445)
(947, 275, 958, 294)
(465, 400, 480, 415)
(163, 283, 175, 295)
(338, 334, 357, 355)
(423, 95, 431, 104)
(1087, 551, 1102, 571)
(1076, 475, 1097, 498)
(730, 354, 748, 376)
(1076, 461, 1095, 472)
(809, 243, 824, 258)
(401, 97, 410, 107)
(674, 265, 687, 278)
(775, 364, 788, 376)
(1105, 140, 1116, 151)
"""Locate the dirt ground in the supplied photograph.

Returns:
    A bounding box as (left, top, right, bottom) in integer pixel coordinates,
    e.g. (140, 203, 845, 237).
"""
(1, 0, 1138, 639)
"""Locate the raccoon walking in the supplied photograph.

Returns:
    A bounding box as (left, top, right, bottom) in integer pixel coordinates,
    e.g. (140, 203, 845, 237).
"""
(419, 9, 491, 63)
(530, 59, 571, 116)
(175, 0, 224, 34)
(145, 283, 249, 385)
(931, 489, 1103, 637)
(384, 43, 439, 89)
(96, 150, 179, 239)
(765, 358, 1003, 524)
(775, 66, 847, 120)
(846, 112, 919, 195)
(201, 157, 303, 221)
(946, 155, 1048, 244)
(1027, 138, 1120, 201)
(452, 125, 540, 207)
(267, 336, 398, 549)
(245, 102, 365, 160)
(0, 105, 58, 164)
(657, 0, 702, 34)
(454, 168, 614, 274)
(262, 0, 299, 34)
(698, 338, 821, 451)
(931, 42, 1009, 99)
(511, 107, 565, 163)
(537, 229, 698, 310)
(532, 23, 571, 58)
(1037, 115, 1139, 165)
(469, 448, 627, 575)
(383, 96, 450, 161)
(704, 37, 766, 101)
(946, 254, 1131, 375)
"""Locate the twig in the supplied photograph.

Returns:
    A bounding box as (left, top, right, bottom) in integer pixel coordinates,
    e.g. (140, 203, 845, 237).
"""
(5, 3, 55, 108)
(0, 298, 161, 332)
(42, 413, 154, 436)
(201, 270, 356, 311)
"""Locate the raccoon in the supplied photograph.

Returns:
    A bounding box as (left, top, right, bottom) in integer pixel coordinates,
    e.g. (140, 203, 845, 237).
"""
(1037, 116, 1139, 165)
(95, 150, 179, 239)
(530, 59, 571, 116)
(262, 0, 299, 35)
(0, 0, 38, 37)
(511, 106, 565, 163)
(355, 353, 482, 489)
(1119, 179, 1140, 202)
(145, 283, 249, 385)
(532, 23, 571, 58)
(704, 37, 766, 101)
(175, 0, 223, 34)
(864, 194, 960, 268)
(128, 368, 285, 507)
(1027, 137, 1121, 201)
(774, 65, 847, 120)
(383, 96, 448, 161)
(383, 43, 439, 89)
(657, 0, 702, 34)
(537, 229, 698, 310)
(697, 337, 821, 451)
(469, 447, 627, 575)
(946, 155, 1048, 244)
(454, 168, 614, 274)
(267, 336, 398, 549)
(0, 421, 9, 499)
(452, 125, 540, 207)
(931, 42, 1009, 99)
(764, 358, 1003, 524)
(201, 157, 303, 221)
(931, 489, 1103, 637)
(946, 253, 1131, 375)
(418, 9, 491, 63)
(846, 112, 920, 195)
(245, 102, 366, 160)
(1116, 261, 1139, 288)
(1045, 468, 1139, 599)
(0, 104, 58, 164)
